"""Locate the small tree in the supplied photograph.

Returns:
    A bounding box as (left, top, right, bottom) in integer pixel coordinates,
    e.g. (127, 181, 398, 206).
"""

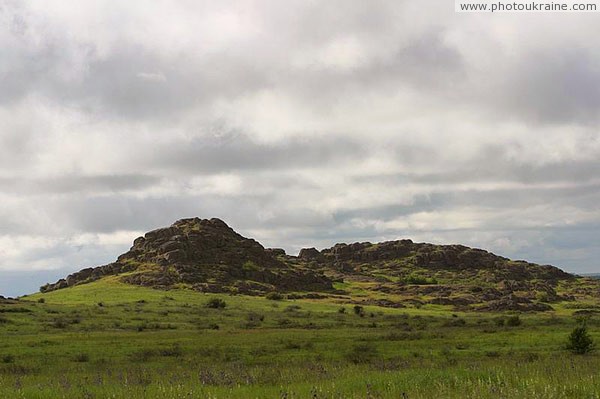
(566, 322, 595, 355)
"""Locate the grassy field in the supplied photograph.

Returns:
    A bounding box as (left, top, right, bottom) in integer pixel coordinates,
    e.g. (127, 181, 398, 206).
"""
(1, 278, 599, 398)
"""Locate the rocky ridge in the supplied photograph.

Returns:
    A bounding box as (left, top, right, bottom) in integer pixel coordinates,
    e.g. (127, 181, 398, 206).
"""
(41, 218, 593, 311)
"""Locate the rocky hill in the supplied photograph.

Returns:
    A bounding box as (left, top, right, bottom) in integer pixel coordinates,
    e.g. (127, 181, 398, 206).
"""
(41, 218, 332, 295)
(40, 218, 597, 311)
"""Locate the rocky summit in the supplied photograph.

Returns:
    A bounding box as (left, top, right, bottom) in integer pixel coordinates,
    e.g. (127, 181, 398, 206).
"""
(40, 218, 597, 311)
(41, 218, 332, 295)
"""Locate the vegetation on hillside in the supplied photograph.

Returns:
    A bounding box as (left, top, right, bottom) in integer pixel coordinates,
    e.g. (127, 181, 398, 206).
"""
(0, 279, 599, 398)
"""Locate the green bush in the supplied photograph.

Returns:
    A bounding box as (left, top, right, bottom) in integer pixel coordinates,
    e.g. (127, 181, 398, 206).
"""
(205, 298, 227, 309)
(566, 322, 595, 354)
(443, 318, 466, 327)
(129, 349, 156, 362)
(73, 353, 90, 362)
(284, 305, 302, 313)
(247, 312, 265, 322)
(51, 318, 68, 329)
(506, 315, 521, 327)
(404, 274, 438, 285)
(345, 343, 379, 364)
(159, 344, 183, 357)
(208, 323, 219, 330)
(536, 292, 550, 303)
(353, 305, 364, 315)
(266, 292, 284, 300)
(242, 261, 259, 272)
(1, 354, 15, 363)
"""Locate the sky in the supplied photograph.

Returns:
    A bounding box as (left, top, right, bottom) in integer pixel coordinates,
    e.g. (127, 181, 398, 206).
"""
(1, 0, 599, 297)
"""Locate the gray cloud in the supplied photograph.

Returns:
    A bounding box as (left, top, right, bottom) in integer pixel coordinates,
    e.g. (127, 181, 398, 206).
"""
(0, 174, 161, 195)
(1, 1, 599, 295)
(498, 49, 600, 124)
(148, 131, 367, 173)
(482, 49, 600, 126)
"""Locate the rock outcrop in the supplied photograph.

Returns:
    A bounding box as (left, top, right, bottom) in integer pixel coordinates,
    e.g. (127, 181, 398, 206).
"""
(40, 217, 582, 311)
(41, 218, 333, 295)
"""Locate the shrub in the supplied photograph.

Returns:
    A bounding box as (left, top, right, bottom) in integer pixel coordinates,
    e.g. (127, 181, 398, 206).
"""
(566, 322, 595, 354)
(345, 343, 379, 364)
(443, 318, 466, 327)
(506, 315, 522, 327)
(52, 319, 68, 329)
(37, 298, 45, 304)
(129, 349, 156, 362)
(338, 307, 346, 314)
(247, 312, 265, 322)
(205, 298, 227, 309)
(244, 320, 261, 329)
(0, 307, 32, 313)
(159, 344, 182, 357)
(266, 292, 284, 301)
(242, 261, 259, 272)
(73, 353, 90, 362)
(353, 305, 364, 316)
(522, 352, 539, 362)
(284, 305, 302, 313)
(439, 347, 453, 358)
(277, 318, 292, 326)
(284, 340, 313, 350)
(404, 274, 438, 285)
(208, 323, 220, 330)
(536, 291, 550, 303)
(1, 354, 15, 363)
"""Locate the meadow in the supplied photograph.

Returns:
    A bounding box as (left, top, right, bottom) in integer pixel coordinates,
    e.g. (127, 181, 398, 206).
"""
(1, 277, 599, 398)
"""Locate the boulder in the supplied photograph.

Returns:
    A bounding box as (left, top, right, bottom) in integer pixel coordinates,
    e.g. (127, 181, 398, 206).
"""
(298, 247, 323, 261)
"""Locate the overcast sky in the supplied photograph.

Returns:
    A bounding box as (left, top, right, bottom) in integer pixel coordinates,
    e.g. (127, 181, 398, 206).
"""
(1, 1, 599, 296)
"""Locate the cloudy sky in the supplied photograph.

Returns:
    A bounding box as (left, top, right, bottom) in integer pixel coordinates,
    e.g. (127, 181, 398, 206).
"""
(1, 0, 599, 296)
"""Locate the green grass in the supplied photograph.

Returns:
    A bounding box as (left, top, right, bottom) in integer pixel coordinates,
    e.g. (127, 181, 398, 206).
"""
(1, 278, 599, 398)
